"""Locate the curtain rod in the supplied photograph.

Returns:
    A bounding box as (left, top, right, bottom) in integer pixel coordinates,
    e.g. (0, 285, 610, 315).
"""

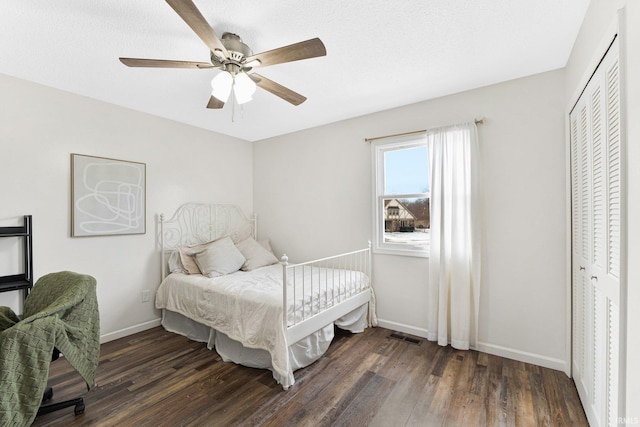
(364, 118, 484, 143)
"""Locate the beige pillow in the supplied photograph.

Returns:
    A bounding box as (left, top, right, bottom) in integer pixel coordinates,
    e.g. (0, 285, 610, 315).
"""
(259, 239, 275, 255)
(236, 238, 279, 271)
(178, 239, 217, 274)
(194, 236, 246, 278)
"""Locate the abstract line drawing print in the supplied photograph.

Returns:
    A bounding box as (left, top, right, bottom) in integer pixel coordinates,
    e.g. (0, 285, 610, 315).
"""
(72, 154, 146, 236)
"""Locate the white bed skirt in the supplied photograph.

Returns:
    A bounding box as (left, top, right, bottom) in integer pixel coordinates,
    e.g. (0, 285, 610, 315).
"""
(160, 304, 368, 383)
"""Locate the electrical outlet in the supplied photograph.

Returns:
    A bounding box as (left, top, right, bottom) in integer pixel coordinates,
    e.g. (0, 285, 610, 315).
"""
(141, 290, 150, 303)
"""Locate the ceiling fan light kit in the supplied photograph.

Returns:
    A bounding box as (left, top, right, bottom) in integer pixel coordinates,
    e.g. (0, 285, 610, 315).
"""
(119, 0, 326, 110)
(210, 70, 233, 102)
(232, 72, 256, 104)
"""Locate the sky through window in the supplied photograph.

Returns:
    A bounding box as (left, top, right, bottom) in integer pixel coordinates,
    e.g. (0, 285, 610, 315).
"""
(384, 146, 429, 194)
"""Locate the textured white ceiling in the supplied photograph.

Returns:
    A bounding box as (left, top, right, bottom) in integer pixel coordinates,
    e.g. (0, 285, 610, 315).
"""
(0, 0, 589, 141)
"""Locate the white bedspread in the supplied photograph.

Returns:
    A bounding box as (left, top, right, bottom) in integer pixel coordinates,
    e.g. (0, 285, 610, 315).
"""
(155, 264, 371, 388)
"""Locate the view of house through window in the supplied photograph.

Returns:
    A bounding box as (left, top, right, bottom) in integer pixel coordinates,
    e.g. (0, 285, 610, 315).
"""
(383, 197, 429, 245)
(373, 138, 430, 256)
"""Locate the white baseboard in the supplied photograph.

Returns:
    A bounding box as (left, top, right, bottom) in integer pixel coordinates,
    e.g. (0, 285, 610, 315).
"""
(100, 318, 568, 373)
(376, 318, 567, 373)
(474, 341, 567, 372)
(376, 318, 430, 339)
(100, 318, 162, 344)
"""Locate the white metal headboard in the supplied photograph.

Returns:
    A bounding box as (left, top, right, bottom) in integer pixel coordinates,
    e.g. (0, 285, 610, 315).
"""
(159, 203, 257, 279)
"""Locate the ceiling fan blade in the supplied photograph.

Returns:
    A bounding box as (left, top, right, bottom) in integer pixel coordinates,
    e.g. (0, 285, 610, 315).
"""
(207, 96, 225, 109)
(245, 38, 326, 68)
(250, 73, 307, 106)
(165, 0, 228, 57)
(119, 58, 213, 69)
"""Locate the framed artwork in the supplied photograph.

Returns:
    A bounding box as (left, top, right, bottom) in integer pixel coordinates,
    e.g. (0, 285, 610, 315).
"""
(71, 154, 146, 237)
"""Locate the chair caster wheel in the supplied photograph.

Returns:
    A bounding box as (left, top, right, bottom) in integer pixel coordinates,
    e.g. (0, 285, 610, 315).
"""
(74, 403, 85, 415)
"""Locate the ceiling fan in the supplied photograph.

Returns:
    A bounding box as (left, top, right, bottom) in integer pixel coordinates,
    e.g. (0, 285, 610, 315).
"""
(119, 0, 326, 109)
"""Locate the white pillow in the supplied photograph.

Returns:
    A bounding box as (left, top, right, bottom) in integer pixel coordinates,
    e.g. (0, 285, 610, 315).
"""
(236, 238, 279, 271)
(194, 236, 246, 278)
(167, 251, 187, 274)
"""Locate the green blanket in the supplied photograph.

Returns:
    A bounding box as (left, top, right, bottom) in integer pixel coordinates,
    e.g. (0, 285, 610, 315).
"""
(0, 271, 100, 427)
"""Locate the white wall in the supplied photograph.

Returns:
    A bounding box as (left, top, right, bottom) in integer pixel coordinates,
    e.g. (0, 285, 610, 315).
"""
(253, 69, 568, 371)
(565, 0, 640, 418)
(0, 74, 253, 342)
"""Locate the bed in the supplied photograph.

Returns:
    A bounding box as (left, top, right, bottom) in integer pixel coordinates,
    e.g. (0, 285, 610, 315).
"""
(155, 203, 377, 389)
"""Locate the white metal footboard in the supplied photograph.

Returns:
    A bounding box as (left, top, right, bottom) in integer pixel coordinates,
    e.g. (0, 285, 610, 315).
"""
(281, 242, 373, 344)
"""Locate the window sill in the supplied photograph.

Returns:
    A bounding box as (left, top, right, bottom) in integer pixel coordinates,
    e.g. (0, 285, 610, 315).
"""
(373, 247, 430, 258)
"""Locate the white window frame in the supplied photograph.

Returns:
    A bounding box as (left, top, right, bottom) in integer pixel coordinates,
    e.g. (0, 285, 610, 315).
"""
(371, 133, 430, 258)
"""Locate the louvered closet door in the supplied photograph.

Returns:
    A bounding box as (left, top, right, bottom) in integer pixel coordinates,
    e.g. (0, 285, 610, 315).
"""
(570, 38, 621, 427)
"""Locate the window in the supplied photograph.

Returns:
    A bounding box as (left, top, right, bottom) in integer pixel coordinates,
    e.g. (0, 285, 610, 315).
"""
(372, 134, 430, 257)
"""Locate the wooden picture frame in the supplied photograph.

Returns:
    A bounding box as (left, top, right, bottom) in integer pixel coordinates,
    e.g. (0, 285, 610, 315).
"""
(71, 154, 146, 237)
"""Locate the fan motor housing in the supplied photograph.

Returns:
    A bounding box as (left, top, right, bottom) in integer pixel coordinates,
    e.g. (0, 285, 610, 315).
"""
(211, 32, 252, 67)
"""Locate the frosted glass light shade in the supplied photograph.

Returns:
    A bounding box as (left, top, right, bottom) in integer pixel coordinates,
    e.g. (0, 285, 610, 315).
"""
(211, 71, 233, 102)
(233, 72, 257, 104)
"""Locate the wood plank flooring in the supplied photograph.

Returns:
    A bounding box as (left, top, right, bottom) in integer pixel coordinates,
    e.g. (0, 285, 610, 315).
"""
(32, 326, 587, 426)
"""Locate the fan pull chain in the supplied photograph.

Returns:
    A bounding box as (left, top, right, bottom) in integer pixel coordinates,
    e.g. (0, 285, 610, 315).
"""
(231, 81, 236, 122)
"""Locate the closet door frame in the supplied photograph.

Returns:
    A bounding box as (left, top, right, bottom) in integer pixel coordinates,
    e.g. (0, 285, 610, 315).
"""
(617, 8, 628, 421)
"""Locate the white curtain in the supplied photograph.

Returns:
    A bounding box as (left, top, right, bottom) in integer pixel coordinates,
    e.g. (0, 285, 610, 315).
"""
(426, 122, 480, 350)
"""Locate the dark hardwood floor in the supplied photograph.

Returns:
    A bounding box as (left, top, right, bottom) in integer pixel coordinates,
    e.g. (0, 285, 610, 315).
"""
(32, 326, 587, 426)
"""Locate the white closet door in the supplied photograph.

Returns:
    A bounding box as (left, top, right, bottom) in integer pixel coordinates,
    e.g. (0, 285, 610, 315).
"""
(570, 37, 621, 427)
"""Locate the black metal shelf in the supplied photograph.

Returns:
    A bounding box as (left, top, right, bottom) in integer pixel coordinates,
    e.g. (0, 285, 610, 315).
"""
(0, 228, 28, 237)
(0, 215, 33, 305)
(0, 280, 31, 293)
